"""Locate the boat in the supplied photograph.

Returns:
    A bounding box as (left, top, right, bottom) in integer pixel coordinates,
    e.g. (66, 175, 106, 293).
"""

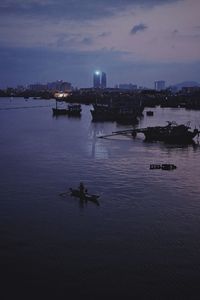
(52, 102, 81, 116)
(136, 121, 199, 143)
(108, 121, 199, 144)
(90, 103, 116, 122)
(52, 107, 68, 115)
(146, 111, 154, 116)
(67, 104, 81, 116)
(69, 188, 100, 205)
(150, 164, 177, 170)
(115, 107, 139, 125)
(52, 100, 68, 115)
(90, 99, 143, 124)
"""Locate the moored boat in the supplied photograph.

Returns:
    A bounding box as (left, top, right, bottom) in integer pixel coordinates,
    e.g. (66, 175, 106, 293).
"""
(146, 111, 154, 116)
(141, 122, 199, 143)
(150, 164, 177, 170)
(52, 102, 81, 116)
(109, 121, 199, 144)
(52, 107, 68, 115)
(67, 104, 81, 116)
(90, 99, 143, 124)
(132, 121, 199, 144)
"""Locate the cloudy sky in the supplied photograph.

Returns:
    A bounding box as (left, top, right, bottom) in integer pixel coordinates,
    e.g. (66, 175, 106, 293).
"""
(0, 0, 200, 88)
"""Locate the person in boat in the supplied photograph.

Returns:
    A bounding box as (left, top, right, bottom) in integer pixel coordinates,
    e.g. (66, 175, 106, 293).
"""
(79, 182, 87, 199)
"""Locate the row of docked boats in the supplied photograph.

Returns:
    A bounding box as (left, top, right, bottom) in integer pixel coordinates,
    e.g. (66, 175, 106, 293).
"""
(52, 100, 199, 144)
(52, 97, 144, 124)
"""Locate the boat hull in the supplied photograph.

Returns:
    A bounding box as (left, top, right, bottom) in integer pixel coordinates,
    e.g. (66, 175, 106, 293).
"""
(144, 130, 197, 143)
(52, 108, 68, 115)
(52, 105, 81, 116)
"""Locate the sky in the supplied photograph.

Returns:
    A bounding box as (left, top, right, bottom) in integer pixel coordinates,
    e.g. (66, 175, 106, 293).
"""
(0, 0, 200, 88)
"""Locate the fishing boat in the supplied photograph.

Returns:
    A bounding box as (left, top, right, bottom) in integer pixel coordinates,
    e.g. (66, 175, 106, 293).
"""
(90, 103, 116, 121)
(90, 99, 143, 124)
(69, 188, 100, 205)
(67, 104, 82, 116)
(108, 121, 199, 144)
(140, 121, 199, 143)
(52, 102, 81, 116)
(52, 100, 68, 115)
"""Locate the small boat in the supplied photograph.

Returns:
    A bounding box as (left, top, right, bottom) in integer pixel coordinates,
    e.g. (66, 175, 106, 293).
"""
(69, 188, 100, 205)
(150, 164, 177, 170)
(161, 164, 177, 170)
(146, 111, 154, 116)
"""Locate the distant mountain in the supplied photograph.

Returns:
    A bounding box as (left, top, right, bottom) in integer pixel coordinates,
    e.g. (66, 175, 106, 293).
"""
(170, 81, 200, 90)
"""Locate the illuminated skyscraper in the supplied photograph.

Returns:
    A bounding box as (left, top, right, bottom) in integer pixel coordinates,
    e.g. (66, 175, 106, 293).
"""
(101, 72, 107, 89)
(93, 71, 101, 88)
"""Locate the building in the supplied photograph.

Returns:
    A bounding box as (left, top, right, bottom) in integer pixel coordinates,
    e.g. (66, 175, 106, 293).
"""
(154, 80, 165, 91)
(28, 83, 47, 91)
(47, 80, 72, 92)
(93, 71, 101, 88)
(101, 72, 107, 89)
(118, 83, 137, 91)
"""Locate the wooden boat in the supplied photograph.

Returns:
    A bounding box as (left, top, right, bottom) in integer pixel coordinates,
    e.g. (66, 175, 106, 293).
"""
(52, 102, 81, 116)
(146, 111, 154, 116)
(67, 104, 81, 116)
(150, 164, 177, 170)
(102, 121, 199, 145)
(90, 99, 143, 124)
(90, 103, 116, 122)
(142, 122, 199, 143)
(52, 107, 68, 115)
(128, 121, 199, 144)
(69, 188, 100, 205)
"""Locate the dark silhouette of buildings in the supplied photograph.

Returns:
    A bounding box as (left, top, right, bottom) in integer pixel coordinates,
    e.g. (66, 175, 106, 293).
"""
(101, 72, 107, 89)
(154, 80, 165, 91)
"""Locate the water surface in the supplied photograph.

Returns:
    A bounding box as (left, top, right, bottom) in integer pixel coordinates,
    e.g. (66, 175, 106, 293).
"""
(0, 98, 200, 299)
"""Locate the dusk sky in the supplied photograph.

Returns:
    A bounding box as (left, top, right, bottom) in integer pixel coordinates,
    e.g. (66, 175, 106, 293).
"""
(0, 0, 200, 88)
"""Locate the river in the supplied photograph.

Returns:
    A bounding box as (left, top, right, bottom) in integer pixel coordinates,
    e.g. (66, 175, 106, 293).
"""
(0, 97, 200, 299)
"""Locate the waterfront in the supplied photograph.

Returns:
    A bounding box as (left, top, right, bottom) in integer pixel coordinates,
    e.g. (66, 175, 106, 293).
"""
(1, 97, 200, 299)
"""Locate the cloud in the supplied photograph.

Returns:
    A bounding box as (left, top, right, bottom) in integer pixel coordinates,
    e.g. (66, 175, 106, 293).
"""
(0, 45, 131, 87)
(130, 23, 148, 35)
(0, 0, 182, 21)
(172, 29, 179, 34)
(81, 37, 93, 45)
(98, 32, 111, 38)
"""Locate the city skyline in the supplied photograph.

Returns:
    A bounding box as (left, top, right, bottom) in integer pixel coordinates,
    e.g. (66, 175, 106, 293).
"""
(0, 0, 200, 88)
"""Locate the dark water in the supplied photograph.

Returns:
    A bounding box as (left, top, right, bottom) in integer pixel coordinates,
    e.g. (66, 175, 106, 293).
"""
(1, 97, 200, 299)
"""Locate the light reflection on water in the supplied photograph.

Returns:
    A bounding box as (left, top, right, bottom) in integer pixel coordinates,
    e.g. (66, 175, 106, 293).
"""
(0, 98, 200, 298)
